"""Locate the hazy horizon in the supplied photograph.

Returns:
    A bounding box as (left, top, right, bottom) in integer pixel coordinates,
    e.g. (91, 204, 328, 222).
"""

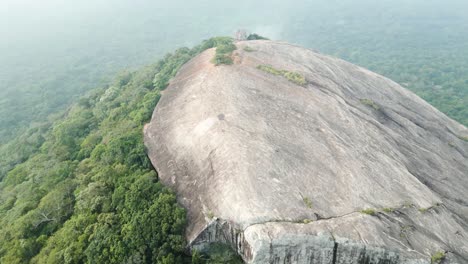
(1, 0, 468, 142)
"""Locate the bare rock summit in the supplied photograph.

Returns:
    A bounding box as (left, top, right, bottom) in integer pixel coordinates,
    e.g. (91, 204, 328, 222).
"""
(144, 40, 468, 263)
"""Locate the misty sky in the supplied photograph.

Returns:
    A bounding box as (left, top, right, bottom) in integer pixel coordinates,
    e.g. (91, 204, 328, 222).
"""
(1, 0, 468, 89)
(2, 0, 467, 64)
(1, 0, 468, 142)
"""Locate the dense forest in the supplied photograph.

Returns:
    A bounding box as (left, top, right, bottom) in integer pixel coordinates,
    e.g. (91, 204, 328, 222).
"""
(0, 37, 242, 263)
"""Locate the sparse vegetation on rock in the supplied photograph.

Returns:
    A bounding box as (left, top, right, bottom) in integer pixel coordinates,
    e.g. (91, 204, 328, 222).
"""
(399, 225, 415, 239)
(431, 251, 446, 264)
(360, 98, 381, 110)
(144, 40, 468, 264)
(212, 38, 237, 65)
(419, 207, 429, 213)
(303, 197, 313, 208)
(207, 211, 215, 219)
(360, 209, 377, 216)
(243, 46, 256, 52)
(382, 207, 395, 213)
(257, 64, 306, 86)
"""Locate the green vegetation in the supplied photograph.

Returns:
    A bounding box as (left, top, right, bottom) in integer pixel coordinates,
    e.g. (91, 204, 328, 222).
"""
(212, 37, 237, 65)
(0, 37, 238, 264)
(1, 3, 467, 261)
(431, 251, 446, 264)
(303, 197, 313, 209)
(458, 135, 468, 142)
(284, 71, 307, 86)
(192, 250, 204, 264)
(419, 207, 429, 213)
(360, 98, 381, 110)
(257, 65, 307, 86)
(360, 209, 377, 216)
(243, 46, 256, 52)
(207, 211, 215, 220)
(192, 243, 243, 264)
(382, 207, 395, 213)
(257, 64, 283, 75)
(247, 34, 269, 40)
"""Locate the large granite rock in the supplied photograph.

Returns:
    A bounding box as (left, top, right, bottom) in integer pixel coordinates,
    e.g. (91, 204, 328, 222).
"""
(144, 40, 468, 263)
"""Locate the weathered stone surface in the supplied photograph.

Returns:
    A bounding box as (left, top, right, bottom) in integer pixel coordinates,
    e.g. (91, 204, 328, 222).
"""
(144, 40, 468, 263)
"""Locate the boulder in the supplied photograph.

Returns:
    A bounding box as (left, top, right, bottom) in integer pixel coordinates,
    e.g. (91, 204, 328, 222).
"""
(144, 40, 468, 263)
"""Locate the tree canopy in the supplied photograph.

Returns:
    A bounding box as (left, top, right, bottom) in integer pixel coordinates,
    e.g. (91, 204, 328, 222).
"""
(0, 37, 242, 264)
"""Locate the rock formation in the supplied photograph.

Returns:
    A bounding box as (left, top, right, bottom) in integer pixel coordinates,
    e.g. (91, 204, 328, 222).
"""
(144, 40, 468, 263)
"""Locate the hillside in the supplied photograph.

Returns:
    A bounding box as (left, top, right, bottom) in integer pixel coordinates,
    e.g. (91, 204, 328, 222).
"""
(0, 37, 244, 264)
(144, 40, 468, 263)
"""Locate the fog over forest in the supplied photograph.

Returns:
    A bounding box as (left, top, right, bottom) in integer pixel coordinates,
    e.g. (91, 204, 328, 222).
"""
(1, 0, 468, 143)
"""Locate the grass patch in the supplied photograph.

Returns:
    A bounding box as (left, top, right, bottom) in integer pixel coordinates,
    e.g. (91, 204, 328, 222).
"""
(360, 208, 377, 216)
(243, 46, 256, 52)
(212, 39, 237, 65)
(257, 64, 283, 75)
(303, 197, 313, 209)
(257, 64, 306, 86)
(431, 251, 445, 264)
(458, 135, 468, 142)
(213, 55, 234, 65)
(382, 207, 395, 213)
(284, 71, 307, 86)
(360, 98, 380, 110)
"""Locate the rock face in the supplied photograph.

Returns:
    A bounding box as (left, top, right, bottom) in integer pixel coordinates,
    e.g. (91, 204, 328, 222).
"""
(144, 40, 468, 263)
